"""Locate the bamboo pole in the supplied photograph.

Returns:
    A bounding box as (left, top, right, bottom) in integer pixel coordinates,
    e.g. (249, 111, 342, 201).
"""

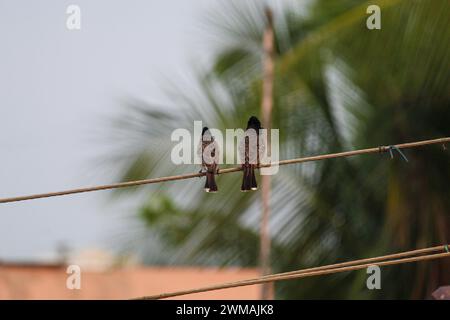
(259, 7, 275, 300)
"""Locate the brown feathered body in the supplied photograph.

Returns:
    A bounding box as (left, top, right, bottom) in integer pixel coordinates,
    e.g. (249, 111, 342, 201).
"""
(239, 118, 266, 192)
(197, 130, 220, 192)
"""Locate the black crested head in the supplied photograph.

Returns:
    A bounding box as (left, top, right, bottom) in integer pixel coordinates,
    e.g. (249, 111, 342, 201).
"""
(202, 126, 210, 136)
(246, 116, 262, 132)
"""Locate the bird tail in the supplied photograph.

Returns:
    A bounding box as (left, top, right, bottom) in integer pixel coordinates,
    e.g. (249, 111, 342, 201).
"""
(241, 165, 257, 191)
(205, 171, 218, 193)
(250, 165, 257, 190)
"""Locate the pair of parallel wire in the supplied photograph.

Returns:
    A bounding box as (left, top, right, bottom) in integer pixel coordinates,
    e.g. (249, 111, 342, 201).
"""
(134, 245, 450, 299)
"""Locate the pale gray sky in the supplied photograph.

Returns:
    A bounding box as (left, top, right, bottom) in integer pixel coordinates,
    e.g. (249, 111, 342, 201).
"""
(0, 0, 215, 261)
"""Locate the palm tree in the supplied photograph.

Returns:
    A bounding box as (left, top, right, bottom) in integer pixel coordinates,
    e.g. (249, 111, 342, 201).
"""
(108, 0, 450, 298)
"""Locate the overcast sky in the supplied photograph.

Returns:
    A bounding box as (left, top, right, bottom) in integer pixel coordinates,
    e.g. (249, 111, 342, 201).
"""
(0, 0, 216, 261)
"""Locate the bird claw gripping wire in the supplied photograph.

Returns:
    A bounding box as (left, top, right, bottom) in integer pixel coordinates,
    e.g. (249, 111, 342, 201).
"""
(383, 145, 409, 162)
(199, 167, 220, 176)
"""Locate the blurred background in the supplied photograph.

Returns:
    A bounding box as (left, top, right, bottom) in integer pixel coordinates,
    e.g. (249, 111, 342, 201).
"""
(0, 0, 449, 299)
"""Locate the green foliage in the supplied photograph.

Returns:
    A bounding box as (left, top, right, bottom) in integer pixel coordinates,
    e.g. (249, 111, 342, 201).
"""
(110, 0, 450, 298)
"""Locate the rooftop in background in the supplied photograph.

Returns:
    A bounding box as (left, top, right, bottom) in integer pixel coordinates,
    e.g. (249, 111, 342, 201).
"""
(0, 262, 260, 300)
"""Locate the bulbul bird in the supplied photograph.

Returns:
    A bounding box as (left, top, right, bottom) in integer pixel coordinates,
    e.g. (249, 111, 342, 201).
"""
(239, 116, 265, 192)
(197, 127, 220, 192)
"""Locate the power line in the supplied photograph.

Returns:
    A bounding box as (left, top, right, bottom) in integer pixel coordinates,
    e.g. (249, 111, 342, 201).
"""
(231, 244, 447, 284)
(133, 244, 450, 300)
(0, 136, 448, 204)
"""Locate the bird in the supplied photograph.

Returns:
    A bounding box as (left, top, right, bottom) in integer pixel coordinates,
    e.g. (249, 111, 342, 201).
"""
(239, 116, 265, 192)
(197, 127, 220, 192)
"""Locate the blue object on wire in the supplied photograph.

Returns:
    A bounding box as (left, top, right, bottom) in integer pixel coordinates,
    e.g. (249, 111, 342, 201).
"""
(388, 145, 409, 162)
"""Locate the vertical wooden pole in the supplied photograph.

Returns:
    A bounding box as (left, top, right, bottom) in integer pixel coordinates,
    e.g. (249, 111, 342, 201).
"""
(260, 7, 274, 300)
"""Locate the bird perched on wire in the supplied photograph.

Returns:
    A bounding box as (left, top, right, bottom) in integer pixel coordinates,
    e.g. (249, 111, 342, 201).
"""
(197, 127, 220, 192)
(239, 116, 265, 192)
